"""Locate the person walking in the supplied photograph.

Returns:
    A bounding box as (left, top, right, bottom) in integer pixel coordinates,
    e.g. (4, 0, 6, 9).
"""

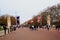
(56, 24, 60, 32)
(46, 24, 50, 31)
(3, 25, 7, 35)
(13, 25, 16, 31)
(34, 22, 38, 30)
(10, 25, 13, 32)
(32, 25, 34, 30)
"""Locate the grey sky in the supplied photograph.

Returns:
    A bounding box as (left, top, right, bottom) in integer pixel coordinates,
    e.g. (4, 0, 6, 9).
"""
(0, 0, 60, 24)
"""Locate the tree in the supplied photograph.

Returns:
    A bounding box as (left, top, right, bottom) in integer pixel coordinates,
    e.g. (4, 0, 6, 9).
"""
(40, 4, 60, 25)
(0, 15, 16, 26)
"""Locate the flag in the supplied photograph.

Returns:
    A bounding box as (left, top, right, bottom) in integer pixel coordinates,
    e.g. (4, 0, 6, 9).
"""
(30, 20, 33, 23)
(37, 16, 40, 23)
(16, 16, 20, 24)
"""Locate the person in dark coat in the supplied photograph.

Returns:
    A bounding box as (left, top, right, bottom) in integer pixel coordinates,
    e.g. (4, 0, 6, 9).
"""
(56, 24, 60, 31)
(10, 26, 13, 32)
(34, 22, 38, 30)
(13, 25, 16, 31)
(46, 24, 50, 31)
(3, 25, 7, 35)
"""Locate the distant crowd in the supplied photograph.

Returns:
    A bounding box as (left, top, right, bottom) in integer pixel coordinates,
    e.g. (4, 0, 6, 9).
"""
(0, 23, 60, 35)
(28, 23, 60, 31)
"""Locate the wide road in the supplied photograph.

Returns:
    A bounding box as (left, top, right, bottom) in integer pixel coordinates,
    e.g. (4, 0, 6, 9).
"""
(0, 27, 60, 40)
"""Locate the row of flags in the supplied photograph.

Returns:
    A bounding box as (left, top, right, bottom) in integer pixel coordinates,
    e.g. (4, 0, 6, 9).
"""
(30, 15, 40, 23)
(16, 16, 40, 24)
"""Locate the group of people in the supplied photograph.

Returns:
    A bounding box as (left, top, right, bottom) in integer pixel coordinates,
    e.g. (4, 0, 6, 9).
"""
(28, 23, 60, 31)
(2, 24, 60, 35)
(29, 22, 39, 30)
(3, 25, 17, 35)
(10, 25, 16, 32)
(29, 25, 38, 30)
(46, 24, 60, 31)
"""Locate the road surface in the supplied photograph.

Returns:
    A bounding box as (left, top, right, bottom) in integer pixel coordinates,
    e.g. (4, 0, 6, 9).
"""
(0, 27, 60, 40)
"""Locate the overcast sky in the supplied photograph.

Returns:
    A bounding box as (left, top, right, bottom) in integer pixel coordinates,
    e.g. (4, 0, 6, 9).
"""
(0, 0, 60, 24)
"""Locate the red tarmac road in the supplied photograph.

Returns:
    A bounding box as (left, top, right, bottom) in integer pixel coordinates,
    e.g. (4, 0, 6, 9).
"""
(0, 27, 60, 40)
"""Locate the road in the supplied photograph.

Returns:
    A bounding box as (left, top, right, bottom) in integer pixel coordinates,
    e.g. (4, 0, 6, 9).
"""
(0, 27, 60, 40)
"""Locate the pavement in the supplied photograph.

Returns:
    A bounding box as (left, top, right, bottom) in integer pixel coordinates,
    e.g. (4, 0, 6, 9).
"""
(0, 30, 8, 36)
(0, 30, 4, 36)
(0, 27, 60, 40)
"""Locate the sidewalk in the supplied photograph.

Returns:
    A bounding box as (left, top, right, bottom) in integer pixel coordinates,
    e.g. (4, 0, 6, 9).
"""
(0, 30, 8, 36)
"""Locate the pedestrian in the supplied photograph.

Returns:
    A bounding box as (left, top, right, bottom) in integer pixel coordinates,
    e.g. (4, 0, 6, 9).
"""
(46, 24, 50, 31)
(34, 25, 37, 30)
(13, 25, 16, 31)
(17, 25, 20, 29)
(29, 24, 32, 29)
(32, 25, 34, 30)
(10, 26, 13, 32)
(3, 25, 7, 35)
(56, 24, 60, 32)
(34, 22, 38, 30)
